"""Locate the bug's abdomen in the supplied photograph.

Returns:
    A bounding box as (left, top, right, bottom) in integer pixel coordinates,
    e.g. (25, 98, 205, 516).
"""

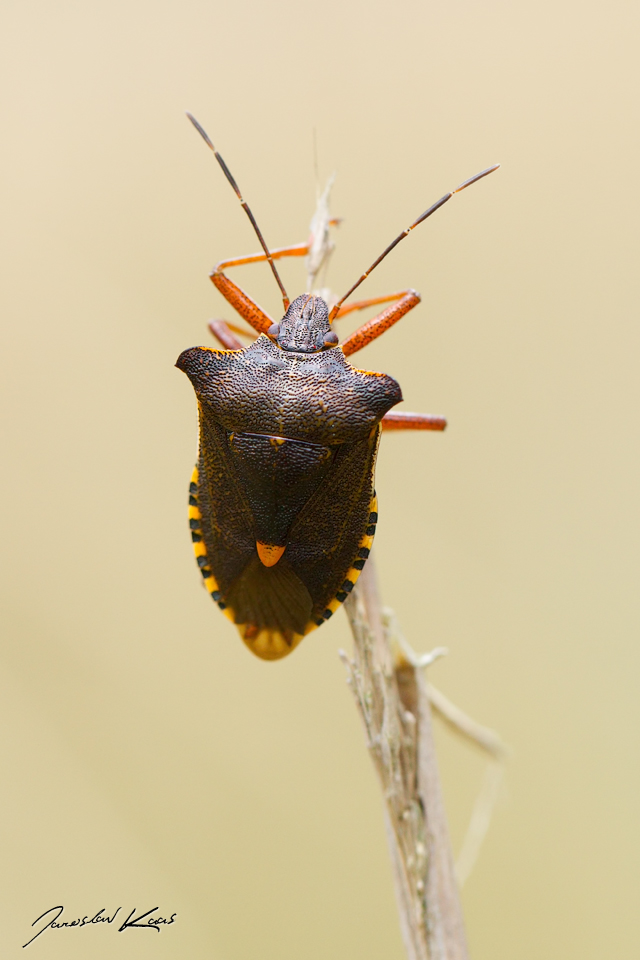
(191, 413, 381, 660)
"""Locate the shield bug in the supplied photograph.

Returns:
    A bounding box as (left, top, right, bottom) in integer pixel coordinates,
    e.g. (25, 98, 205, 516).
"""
(177, 114, 499, 660)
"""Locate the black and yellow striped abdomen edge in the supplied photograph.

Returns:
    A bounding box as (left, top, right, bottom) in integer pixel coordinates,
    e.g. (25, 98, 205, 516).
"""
(188, 465, 377, 660)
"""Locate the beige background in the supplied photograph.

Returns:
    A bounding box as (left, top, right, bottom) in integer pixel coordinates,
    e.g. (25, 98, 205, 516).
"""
(1, 0, 639, 957)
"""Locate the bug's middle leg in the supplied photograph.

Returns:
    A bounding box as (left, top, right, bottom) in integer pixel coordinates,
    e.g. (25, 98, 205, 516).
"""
(207, 320, 253, 350)
(339, 290, 421, 357)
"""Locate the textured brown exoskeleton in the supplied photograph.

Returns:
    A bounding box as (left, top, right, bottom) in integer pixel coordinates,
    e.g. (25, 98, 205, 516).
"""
(177, 115, 499, 660)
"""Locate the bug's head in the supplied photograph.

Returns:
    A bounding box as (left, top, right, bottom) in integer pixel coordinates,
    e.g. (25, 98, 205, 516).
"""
(267, 294, 338, 354)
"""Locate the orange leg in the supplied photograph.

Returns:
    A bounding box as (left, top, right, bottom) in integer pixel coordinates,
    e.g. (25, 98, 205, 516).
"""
(339, 290, 421, 357)
(209, 243, 309, 336)
(214, 244, 308, 272)
(334, 291, 408, 319)
(208, 320, 252, 350)
(382, 412, 447, 431)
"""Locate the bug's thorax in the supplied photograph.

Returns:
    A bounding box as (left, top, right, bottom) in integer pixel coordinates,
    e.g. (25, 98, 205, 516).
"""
(268, 294, 339, 353)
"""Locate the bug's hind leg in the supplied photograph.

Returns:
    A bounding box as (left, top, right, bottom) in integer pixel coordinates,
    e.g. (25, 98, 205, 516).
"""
(382, 412, 447, 431)
(208, 319, 258, 350)
(339, 290, 421, 357)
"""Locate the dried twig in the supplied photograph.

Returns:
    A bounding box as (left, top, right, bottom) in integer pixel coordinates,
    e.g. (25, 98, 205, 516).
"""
(380, 608, 510, 889)
(341, 558, 469, 960)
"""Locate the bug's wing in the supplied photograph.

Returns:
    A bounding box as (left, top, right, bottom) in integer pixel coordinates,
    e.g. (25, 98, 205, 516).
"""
(195, 409, 256, 592)
(285, 426, 380, 622)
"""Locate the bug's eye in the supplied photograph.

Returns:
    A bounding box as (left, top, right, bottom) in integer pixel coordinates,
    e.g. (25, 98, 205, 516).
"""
(267, 323, 281, 339)
(323, 331, 339, 347)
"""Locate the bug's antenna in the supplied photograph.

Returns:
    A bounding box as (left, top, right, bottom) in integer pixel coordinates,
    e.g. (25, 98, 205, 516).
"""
(186, 112, 291, 311)
(329, 163, 500, 321)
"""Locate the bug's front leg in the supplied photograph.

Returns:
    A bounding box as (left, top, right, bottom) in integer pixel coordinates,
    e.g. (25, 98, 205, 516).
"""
(209, 270, 273, 335)
(210, 243, 309, 336)
(338, 290, 421, 356)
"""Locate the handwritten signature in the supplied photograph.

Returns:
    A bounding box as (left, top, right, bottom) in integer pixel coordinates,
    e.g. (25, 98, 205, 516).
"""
(23, 905, 177, 947)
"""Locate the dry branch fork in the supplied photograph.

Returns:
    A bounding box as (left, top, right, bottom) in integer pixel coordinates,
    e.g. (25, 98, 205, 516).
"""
(341, 559, 508, 960)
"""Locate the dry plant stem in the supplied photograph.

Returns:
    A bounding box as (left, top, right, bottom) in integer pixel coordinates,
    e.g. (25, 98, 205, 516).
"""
(342, 559, 469, 960)
(382, 608, 509, 889)
(425, 684, 508, 761)
(426, 683, 508, 888)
